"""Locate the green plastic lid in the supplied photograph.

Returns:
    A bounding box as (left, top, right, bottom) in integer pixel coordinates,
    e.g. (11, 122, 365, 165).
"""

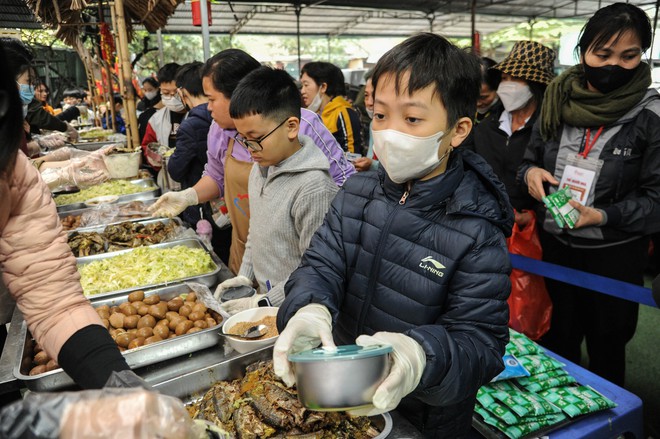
(288, 344, 392, 362)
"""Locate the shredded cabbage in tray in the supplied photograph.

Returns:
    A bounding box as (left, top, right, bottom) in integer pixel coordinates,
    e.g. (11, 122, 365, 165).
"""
(78, 246, 216, 296)
(55, 180, 157, 206)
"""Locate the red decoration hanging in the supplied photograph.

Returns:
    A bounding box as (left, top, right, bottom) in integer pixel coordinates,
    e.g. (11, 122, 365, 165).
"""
(191, 0, 212, 26)
(100, 22, 116, 63)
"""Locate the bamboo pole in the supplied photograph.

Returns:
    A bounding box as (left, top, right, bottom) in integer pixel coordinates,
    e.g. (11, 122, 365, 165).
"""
(112, 0, 139, 149)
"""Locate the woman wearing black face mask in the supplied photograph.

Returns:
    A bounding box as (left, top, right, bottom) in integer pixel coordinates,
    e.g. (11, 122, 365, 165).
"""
(519, 3, 660, 387)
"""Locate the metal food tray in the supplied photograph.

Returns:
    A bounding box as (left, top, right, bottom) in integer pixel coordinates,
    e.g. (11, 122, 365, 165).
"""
(71, 141, 116, 151)
(59, 198, 158, 232)
(69, 217, 181, 238)
(153, 346, 392, 439)
(55, 178, 161, 213)
(69, 217, 184, 257)
(14, 283, 227, 392)
(77, 238, 222, 300)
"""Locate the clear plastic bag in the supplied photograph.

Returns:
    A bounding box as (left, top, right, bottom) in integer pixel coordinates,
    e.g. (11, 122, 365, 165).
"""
(0, 371, 200, 439)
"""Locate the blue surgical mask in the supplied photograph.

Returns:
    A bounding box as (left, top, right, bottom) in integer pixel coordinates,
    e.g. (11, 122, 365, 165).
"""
(17, 83, 35, 104)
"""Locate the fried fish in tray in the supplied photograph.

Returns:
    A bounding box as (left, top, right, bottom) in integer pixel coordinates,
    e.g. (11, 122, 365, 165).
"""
(188, 360, 380, 439)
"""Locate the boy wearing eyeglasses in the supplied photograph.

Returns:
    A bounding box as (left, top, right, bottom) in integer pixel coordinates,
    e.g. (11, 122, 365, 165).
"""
(213, 67, 338, 312)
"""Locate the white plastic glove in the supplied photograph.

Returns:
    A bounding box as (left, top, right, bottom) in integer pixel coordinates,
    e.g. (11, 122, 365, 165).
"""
(273, 304, 335, 387)
(213, 275, 253, 301)
(65, 123, 79, 142)
(348, 332, 426, 416)
(37, 132, 68, 150)
(219, 294, 265, 316)
(148, 188, 198, 218)
(41, 160, 107, 190)
(45, 146, 76, 162)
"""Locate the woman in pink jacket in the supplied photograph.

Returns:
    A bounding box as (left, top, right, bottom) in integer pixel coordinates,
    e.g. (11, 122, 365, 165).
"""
(0, 43, 129, 391)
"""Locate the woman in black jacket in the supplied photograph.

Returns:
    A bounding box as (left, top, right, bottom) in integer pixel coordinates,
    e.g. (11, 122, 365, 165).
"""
(464, 41, 555, 226)
(520, 2, 660, 386)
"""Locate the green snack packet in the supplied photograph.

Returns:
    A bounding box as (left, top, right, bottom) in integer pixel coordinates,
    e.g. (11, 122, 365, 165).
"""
(542, 193, 566, 228)
(543, 186, 580, 229)
(539, 385, 616, 418)
(492, 388, 562, 417)
(476, 386, 497, 407)
(483, 399, 521, 425)
(520, 374, 577, 393)
(517, 368, 568, 385)
(475, 406, 526, 439)
(517, 353, 565, 375)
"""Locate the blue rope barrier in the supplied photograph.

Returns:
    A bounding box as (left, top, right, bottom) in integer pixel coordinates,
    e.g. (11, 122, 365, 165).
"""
(509, 254, 658, 308)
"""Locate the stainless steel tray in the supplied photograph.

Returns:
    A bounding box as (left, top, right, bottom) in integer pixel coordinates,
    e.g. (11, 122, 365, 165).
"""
(55, 178, 161, 213)
(69, 217, 181, 236)
(59, 199, 157, 232)
(14, 283, 227, 392)
(67, 218, 183, 258)
(77, 238, 222, 299)
(153, 347, 392, 439)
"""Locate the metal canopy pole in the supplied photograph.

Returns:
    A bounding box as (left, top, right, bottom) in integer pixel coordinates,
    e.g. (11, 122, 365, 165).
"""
(156, 29, 165, 68)
(200, 0, 211, 60)
(471, 0, 477, 53)
(295, 4, 302, 75)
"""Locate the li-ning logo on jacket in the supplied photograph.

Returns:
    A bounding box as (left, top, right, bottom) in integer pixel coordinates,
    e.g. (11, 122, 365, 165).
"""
(419, 256, 445, 277)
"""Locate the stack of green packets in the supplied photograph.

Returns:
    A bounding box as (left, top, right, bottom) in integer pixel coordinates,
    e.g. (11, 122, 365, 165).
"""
(473, 330, 617, 438)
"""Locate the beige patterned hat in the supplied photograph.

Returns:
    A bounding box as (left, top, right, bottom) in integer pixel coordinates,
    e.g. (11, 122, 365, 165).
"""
(492, 41, 556, 85)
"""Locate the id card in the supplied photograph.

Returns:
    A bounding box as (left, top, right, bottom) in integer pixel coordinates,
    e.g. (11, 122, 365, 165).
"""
(558, 153, 603, 205)
(346, 152, 362, 163)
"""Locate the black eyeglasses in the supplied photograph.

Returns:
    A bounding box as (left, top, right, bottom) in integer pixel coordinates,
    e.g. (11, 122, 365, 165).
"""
(234, 118, 288, 152)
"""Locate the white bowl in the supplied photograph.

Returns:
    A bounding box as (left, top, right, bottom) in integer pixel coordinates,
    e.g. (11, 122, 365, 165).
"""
(221, 307, 279, 354)
(84, 195, 119, 207)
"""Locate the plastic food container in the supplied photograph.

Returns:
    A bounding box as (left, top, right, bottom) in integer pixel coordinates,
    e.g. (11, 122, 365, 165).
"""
(103, 151, 141, 179)
(289, 344, 392, 411)
(221, 307, 279, 354)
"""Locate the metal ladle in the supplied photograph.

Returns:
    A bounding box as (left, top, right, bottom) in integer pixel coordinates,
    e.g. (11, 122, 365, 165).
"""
(222, 324, 268, 339)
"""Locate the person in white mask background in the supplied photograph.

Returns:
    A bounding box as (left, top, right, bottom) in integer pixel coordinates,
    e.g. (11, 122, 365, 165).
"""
(474, 57, 502, 124)
(300, 61, 363, 154)
(137, 77, 164, 142)
(464, 40, 555, 227)
(274, 33, 514, 437)
(140, 63, 187, 172)
(352, 70, 380, 172)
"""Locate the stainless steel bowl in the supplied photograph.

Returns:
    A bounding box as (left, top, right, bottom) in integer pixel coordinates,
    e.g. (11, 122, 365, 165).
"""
(289, 344, 391, 411)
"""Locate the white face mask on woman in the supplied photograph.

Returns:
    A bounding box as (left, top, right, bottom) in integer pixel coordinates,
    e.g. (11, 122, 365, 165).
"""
(306, 91, 323, 113)
(144, 90, 158, 101)
(497, 82, 533, 112)
(372, 129, 451, 184)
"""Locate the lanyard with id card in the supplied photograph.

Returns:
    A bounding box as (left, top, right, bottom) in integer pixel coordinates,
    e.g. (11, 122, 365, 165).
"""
(558, 126, 604, 205)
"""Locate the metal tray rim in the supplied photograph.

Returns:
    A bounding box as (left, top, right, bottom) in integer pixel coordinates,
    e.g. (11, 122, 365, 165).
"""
(55, 178, 160, 212)
(77, 238, 221, 300)
(14, 282, 226, 389)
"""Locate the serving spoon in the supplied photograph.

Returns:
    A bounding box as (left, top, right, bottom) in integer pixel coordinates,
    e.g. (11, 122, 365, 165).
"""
(222, 324, 268, 339)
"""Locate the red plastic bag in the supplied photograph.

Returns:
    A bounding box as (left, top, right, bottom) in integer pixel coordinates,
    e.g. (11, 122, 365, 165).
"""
(506, 211, 552, 340)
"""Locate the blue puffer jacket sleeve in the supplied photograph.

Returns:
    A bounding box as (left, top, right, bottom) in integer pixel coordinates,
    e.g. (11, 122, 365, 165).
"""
(169, 104, 212, 188)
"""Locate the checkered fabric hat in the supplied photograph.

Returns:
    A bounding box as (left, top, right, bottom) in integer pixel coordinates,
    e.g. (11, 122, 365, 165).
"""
(492, 41, 556, 85)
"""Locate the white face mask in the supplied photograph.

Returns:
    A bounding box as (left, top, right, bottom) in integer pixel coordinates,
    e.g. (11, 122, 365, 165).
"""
(162, 94, 186, 113)
(144, 90, 158, 100)
(366, 108, 374, 119)
(476, 96, 499, 114)
(497, 82, 533, 112)
(306, 91, 322, 113)
(373, 129, 451, 184)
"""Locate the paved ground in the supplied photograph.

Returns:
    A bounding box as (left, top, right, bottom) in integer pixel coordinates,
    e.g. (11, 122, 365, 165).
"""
(625, 277, 659, 438)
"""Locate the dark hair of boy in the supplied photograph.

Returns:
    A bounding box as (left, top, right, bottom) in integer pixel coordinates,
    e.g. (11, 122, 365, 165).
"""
(113, 93, 123, 106)
(480, 57, 501, 91)
(63, 89, 83, 99)
(575, 2, 652, 57)
(300, 61, 346, 97)
(201, 49, 261, 99)
(229, 66, 301, 122)
(142, 77, 159, 88)
(372, 32, 481, 127)
(176, 61, 205, 97)
(0, 44, 24, 178)
(157, 62, 181, 84)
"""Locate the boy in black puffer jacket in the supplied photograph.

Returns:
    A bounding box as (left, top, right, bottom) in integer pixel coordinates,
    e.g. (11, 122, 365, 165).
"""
(274, 33, 514, 438)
